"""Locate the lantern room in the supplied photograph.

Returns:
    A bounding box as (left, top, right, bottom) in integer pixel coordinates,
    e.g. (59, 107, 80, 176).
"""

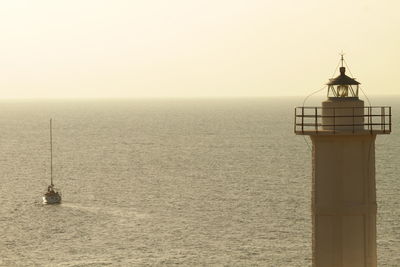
(327, 56, 360, 98)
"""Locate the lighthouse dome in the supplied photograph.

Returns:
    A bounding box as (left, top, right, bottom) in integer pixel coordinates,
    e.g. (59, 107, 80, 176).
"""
(327, 67, 360, 86)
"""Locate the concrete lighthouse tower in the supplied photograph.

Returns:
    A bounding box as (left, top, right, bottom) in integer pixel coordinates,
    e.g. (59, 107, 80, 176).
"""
(295, 56, 391, 267)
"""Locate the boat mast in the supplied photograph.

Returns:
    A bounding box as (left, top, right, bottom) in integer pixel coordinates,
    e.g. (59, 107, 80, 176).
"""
(50, 118, 53, 186)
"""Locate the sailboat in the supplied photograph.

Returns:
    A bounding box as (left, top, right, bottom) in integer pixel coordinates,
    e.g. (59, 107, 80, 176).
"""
(43, 119, 62, 204)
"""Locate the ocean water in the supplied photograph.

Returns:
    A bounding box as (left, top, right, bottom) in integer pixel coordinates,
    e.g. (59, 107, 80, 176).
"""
(0, 97, 398, 266)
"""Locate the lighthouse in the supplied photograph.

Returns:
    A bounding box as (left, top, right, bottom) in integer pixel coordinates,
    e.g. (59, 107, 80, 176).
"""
(295, 56, 391, 267)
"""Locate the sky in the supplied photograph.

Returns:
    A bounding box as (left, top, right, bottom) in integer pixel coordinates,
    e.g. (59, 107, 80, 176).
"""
(0, 0, 399, 98)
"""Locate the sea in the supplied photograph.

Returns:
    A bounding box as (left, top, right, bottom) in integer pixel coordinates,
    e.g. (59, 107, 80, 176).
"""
(0, 97, 398, 266)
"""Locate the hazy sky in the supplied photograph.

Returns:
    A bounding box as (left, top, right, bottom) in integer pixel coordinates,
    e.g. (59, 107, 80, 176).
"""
(1, 0, 399, 98)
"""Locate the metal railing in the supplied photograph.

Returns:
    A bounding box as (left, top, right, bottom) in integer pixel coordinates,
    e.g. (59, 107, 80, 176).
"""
(294, 106, 392, 135)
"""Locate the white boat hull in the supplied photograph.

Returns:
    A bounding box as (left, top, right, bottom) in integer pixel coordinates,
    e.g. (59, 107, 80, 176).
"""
(43, 194, 61, 204)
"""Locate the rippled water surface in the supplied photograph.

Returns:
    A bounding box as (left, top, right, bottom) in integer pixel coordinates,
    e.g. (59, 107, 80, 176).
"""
(0, 97, 398, 266)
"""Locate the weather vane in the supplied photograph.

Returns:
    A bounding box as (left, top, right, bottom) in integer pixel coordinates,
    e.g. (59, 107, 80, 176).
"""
(340, 50, 345, 67)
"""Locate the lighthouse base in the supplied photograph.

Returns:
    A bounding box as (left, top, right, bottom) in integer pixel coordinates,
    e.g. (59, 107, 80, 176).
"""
(311, 134, 377, 267)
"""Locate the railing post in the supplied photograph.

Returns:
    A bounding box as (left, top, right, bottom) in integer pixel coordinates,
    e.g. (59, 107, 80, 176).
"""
(333, 107, 336, 134)
(381, 106, 385, 132)
(389, 107, 392, 133)
(369, 106, 373, 134)
(294, 108, 297, 133)
(352, 107, 355, 134)
(315, 107, 318, 134)
(302, 107, 304, 134)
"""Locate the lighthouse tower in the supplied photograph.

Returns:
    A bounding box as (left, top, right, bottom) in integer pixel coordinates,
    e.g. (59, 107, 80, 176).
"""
(295, 56, 391, 267)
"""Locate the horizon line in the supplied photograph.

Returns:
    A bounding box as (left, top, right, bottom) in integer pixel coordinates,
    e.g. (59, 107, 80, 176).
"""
(0, 94, 399, 100)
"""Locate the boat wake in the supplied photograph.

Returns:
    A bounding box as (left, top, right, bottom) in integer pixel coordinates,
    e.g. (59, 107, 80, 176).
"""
(60, 202, 148, 219)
